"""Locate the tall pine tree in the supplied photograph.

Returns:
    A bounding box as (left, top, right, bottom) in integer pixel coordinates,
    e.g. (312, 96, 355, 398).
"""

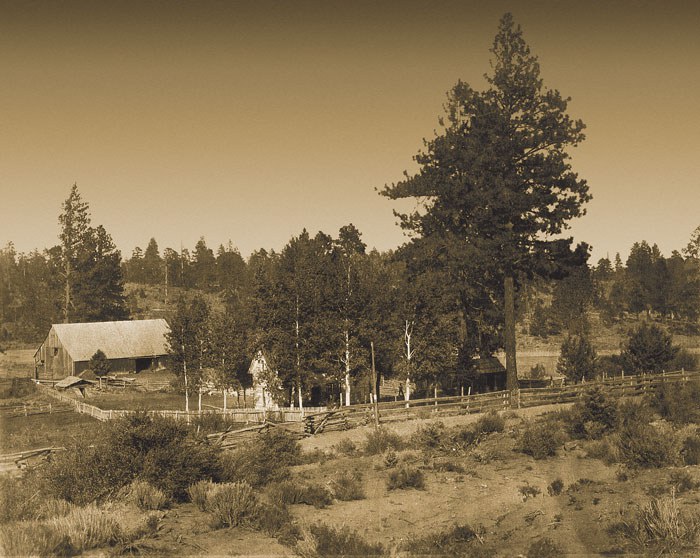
(381, 14, 590, 389)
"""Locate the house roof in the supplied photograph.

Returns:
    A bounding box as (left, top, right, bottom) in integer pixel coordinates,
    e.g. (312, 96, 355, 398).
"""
(50, 319, 170, 362)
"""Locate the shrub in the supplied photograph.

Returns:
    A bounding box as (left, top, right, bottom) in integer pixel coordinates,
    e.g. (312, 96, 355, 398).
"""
(411, 421, 447, 451)
(670, 348, 698, 372)
(669, 470, 699, 494)
(383, 449, 399, 468)
(527, 537, 563, 558)
(36, 498, 75, 520)
(254, 502, 297, 543)
(364, 427, 403, 455)
(334, 438, 357, 456)
(268, 480, 333, 509)
(296, 522, 384, 558)
(207, 482, 258, 528)
(329, 470, 365, 501)
(613, 422, 680, 468)
(433, 459, 466, 474)
(569, 386, 617, 439)
(474, 411, 505, 435)
(519, 484, 541, 500)
(0, 522, 74, 557)
(610, 493, 700, 554)
(220, 428, 300, 487)
(653, 379, 700, 425)
(48, 503, 121, 552)
(403, 524, 483, 556)
(547, 479, 564, 496)
(187, 479, 216, 511)
(129, 480, 168, 511)
(518, 419, 565, 459)
(41, 412, 222, 504)
(682, 432, 700, 465)
(387, 465, 425, 491)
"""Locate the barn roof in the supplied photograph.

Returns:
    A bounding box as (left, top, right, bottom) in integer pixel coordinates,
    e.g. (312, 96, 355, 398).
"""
(50, 319, 170, 362)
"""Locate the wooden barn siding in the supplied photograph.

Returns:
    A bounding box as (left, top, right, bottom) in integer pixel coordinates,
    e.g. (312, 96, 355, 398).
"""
(39, 328, 74, 380)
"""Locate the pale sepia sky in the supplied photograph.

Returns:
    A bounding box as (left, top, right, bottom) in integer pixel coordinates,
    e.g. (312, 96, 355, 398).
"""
(1, 0, 698, 262)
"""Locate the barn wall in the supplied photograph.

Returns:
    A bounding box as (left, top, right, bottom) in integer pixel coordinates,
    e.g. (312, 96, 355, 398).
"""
(37, 328, 74, 380)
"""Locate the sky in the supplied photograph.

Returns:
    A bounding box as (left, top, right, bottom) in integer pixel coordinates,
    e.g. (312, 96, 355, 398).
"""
(1, 0, 698, 263)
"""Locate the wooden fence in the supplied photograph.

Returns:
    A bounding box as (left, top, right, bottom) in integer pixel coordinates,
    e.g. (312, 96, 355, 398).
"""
(304, 370, 700, 433)
(32, 382, 324, 423)
(31, 370, 699, 428)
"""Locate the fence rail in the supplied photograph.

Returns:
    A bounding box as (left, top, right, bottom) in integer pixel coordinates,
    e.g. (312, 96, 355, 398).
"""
(31, 370, 700, 427)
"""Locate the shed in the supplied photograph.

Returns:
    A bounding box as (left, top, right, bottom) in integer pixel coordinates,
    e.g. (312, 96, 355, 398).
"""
(33, 319, 170, 380)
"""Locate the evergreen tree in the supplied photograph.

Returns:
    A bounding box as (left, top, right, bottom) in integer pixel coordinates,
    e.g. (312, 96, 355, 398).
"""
(380, 14, 590, 390)
(142, 238, 163, 284)
(58, 185, 128, 323)
(557, 334, 596, 383)
(58, 184, 91, 323)
(621, 322, 679, 374)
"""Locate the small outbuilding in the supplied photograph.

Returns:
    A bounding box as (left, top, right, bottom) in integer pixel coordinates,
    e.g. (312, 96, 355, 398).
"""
(34, 319, 170, 380)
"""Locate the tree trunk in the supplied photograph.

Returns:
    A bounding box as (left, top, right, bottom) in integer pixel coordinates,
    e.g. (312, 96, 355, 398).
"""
(371, 341, 379, 427)
(198, 389, 202, 415)
(183, 358, 190, 413)
(504, 275, 518, 391)
(344, 329, 351, 406)
(64, 258, 71, 323)
(297, 380, 304, 417)
(223, 388, 227, 412)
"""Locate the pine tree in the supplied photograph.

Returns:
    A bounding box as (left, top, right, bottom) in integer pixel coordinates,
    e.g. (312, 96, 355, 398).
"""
(557, 334, 596, 383)
(381, 14, 590, 390)
(59, 184, 91, 323)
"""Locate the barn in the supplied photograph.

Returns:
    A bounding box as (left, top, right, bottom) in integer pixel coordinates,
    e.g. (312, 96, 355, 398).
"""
(33, 319, 170, 379)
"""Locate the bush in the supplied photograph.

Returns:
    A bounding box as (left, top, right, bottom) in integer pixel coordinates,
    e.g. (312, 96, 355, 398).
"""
(268, 480, 333, 509)
(403, 524, 483, 557)
(669, 470, 699, 494)
(653, 379, 700, 425)
(527, 537, 563, 558)
(364, 427, 403, 455)
(569, 386, 617, 439)
(334, 438, 357, 456)
(613, 422, 680, 468)
(0, 377, 36, 399)
(670, 348, 698, 372)
(387, 465, 425, 490)
(519, 484, 541, 501)
(41, 412, 222, 504)
(609, 493, 700, 554)
(47, 503, 121, 552)
(411, 421, 447, 451)
(518, 419, 565, 459)
(207, 482, 258, 528)
(128, 480, 168, 511)
(682, 432, 700, 465)
(329, 470, 365, 501)
(187, 479, 216, 511)
(547, 479, 564, 496)
(383, 449, 399, 468)
(254, 502, 297, 544)
(474, 411, 505, 435)
(296, 522, 384, 558)
(0, 522, 74, 557)
(220, 428, 300, 487)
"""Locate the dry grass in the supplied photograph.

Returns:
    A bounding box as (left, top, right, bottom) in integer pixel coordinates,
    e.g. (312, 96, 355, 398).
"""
(611, 491, 700, 553)
(47, 503, 122, 551)
(129, 480, 169, 510)
(187, 479, 217, 511)
(207, 482, 259, 528)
